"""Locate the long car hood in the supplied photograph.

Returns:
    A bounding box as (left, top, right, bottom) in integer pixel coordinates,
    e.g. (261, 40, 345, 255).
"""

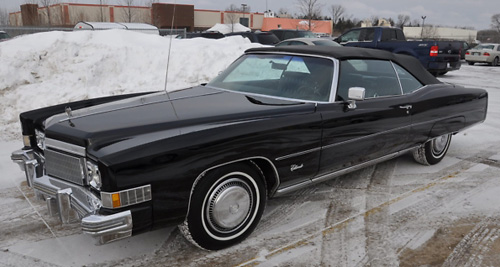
(44, 86, 315, 153)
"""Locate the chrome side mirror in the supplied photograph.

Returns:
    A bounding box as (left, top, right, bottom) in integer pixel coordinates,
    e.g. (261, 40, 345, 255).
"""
(347, 87, 365, 110)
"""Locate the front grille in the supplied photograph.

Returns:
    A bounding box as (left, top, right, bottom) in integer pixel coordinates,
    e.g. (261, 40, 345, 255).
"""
(45, 149, 86, 186)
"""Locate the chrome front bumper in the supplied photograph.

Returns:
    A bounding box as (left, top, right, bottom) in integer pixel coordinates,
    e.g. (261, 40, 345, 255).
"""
(11, 149, 133, 244)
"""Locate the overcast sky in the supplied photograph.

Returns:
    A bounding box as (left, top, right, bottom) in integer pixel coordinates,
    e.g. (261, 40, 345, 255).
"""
(2, 0, 498, 30)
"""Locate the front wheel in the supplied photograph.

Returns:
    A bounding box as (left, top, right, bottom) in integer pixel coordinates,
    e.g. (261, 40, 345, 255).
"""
(413, 134, 452, 165)
(179, 163, 266, 250)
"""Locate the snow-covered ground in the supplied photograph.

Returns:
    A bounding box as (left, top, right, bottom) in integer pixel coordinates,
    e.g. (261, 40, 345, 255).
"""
(0, 30, 262, 141)
(1, 31, 500, 266)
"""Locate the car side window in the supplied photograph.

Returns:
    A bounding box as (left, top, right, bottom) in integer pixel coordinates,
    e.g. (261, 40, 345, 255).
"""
(360, 28, 375, 41)
(497, 45, 500, 51)
(392, 64, 424, 94)
(337, 59, 402, 101)
(339, 29, 360, 42)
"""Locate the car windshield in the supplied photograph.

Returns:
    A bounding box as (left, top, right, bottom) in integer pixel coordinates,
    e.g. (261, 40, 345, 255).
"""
(208, 54, 334, 102)
(476, 44, 495, 50)
(297, 31, 315, 38)
(312, 40, 340, 46)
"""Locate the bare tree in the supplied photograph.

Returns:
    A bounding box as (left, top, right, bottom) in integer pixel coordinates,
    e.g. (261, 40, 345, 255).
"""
(0, 8, 9, 25)
(329, 4, 344, 25)
(39, 0, 56, 25)
(370, 15, 379, 26)
(422, 25, 438, 40)
(98, 0, 107, 22)
(492, 14, 500, 33)
(297, 0, 322, 30)
(121, 0, 135, 22)
(225, 4, 240, 33)
(396, 14, 410, 29)
(278, 7, 289, 17)
(329, 4, 345, 33)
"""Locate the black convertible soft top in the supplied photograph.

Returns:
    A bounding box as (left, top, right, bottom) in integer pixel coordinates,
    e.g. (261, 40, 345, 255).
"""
(245, 46, 441, 85)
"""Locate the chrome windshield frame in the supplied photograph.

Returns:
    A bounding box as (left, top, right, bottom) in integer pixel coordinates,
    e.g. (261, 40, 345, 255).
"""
(206, 51, 340, 104)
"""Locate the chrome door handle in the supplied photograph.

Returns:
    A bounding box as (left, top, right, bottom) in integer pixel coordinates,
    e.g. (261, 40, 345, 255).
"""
(399, 105, 412, 109)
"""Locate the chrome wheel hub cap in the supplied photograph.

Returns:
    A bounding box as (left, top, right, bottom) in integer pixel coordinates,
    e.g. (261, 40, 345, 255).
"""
(206, 178, 253, 232)
(432, 135, 449, 155)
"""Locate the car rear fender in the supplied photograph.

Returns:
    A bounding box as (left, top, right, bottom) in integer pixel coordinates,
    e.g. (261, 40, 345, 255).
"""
(428, 116, 465, 138)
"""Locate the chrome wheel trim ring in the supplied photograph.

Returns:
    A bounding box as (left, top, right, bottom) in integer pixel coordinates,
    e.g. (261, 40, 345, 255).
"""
(201, 172, 260, 241)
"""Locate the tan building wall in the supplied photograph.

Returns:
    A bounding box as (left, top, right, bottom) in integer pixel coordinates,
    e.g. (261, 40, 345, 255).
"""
(9, 12, 22, 26)
(113, 6, 151, 23)
(194, 10, 221, 29)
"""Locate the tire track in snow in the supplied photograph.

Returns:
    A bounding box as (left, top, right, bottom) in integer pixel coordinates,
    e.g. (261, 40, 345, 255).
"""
(237, 150, 495, 266)
(443, 217, 500, 267)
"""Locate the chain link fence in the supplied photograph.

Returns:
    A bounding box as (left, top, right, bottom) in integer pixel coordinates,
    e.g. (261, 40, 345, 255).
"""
(0, 26, 186, 38)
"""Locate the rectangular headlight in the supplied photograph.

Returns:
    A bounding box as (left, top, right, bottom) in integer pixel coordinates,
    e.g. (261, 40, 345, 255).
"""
(101, 185, 152, 209)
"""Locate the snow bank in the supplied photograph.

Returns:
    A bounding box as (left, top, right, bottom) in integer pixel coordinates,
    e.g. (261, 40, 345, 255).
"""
(0, 30, 264, 141)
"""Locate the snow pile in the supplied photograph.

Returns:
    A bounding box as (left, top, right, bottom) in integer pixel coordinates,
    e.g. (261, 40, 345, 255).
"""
(0, 30, 264, 141)
(206, 23, 251, 34)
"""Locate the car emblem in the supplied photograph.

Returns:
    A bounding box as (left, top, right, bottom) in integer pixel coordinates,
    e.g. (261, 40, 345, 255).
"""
(448, 50, 452, 54)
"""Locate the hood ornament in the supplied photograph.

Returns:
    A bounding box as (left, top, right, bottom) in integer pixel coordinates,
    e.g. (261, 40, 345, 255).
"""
(65, 106, 75, 127)
(65, 106, 73, 118)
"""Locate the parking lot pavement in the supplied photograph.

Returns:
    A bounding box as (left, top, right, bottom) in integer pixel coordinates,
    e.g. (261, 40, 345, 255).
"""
(1, 65, 500, 266)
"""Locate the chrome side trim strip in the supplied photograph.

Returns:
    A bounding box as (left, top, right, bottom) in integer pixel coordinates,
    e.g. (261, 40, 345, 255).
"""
(275, 147, 322, 161)
(46, 138, 86, 156)
(274, 146, 418, 197)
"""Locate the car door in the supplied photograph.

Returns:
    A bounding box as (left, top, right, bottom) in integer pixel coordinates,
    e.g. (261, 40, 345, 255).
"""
(316, 59, 412, 176)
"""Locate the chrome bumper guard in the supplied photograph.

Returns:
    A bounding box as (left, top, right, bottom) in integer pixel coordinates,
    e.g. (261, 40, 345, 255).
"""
(11, 149, 133, 244)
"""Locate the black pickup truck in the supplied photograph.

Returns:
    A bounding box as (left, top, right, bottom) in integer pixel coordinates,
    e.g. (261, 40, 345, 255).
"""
(335, 27, 461, 75)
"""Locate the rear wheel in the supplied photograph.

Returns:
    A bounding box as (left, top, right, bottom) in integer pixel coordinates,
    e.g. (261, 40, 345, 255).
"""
(413, 134, 452, 165)
(492, 57, 499, 66)
(467, 61, 475, 65)
(179, 163, 266, 250)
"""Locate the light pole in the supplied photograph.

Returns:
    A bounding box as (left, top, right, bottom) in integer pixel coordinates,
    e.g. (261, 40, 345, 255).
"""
(421, 16, 426, 39)
(241, 4, 247, 27)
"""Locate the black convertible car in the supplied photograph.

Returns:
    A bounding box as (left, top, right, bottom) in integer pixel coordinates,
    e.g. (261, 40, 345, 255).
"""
(11, 46, 487, 250)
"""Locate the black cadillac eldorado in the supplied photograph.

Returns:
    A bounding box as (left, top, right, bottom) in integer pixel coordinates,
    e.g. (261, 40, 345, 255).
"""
(11, 46, 487, 250)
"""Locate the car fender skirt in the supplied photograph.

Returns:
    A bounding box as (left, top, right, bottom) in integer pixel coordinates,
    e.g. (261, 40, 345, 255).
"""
(429, 116, 465, 138)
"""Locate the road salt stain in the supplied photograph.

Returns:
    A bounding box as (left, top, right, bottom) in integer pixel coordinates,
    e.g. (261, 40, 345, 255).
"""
(237, 170, 462, 266)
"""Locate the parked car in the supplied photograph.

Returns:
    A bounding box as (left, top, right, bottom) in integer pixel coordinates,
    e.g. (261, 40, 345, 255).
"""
(465, 43, 500, 66)
(276, 37, 341, 47)
(12, 46, 487, 250)
(177, 31, 225, 39)
(335, 27, 462, 75)
(224, 31, 280, 45)
(0, 31, 11, 42)
(270, 29, 316, 41)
